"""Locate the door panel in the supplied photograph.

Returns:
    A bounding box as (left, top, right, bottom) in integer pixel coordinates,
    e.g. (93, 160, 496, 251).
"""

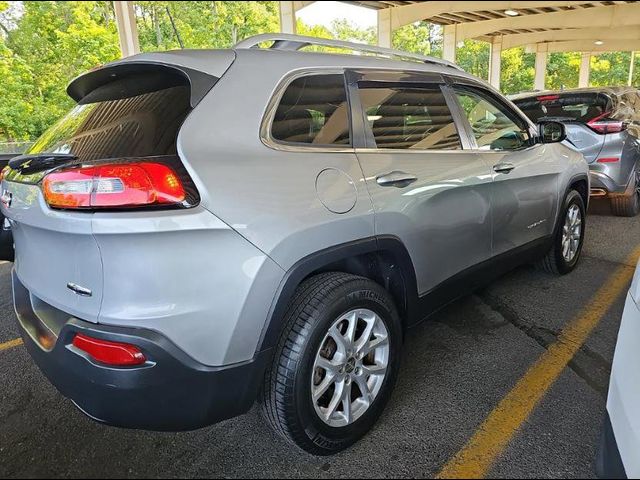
(480, 145, 562, 255)
(351, 79, 493, 295)
(451, 85, 561, 256)
(356, 150, 493, 294)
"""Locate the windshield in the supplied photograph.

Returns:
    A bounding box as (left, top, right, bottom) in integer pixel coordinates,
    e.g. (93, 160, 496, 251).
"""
(514, 92, 612, 124)
(27, 85, 191, 162)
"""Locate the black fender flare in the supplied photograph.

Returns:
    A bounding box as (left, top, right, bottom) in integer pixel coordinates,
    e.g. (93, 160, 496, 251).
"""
(255, 235, 419, 354)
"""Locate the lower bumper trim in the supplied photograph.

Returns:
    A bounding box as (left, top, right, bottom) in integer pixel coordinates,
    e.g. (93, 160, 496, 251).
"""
(13, 269, 271, 431)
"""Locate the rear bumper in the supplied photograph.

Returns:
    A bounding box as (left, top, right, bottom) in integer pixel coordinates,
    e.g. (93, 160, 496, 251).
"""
(589, 170, 628, 196)
(13, 269, 270, 431)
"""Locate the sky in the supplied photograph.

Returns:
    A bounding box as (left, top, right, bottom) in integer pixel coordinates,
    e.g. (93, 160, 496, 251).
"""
(296, 1, 377, 29)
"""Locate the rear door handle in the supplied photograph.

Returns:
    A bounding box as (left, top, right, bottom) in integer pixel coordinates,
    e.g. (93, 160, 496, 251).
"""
(493, 162, 515, 174)
(376, 171, 418, 188)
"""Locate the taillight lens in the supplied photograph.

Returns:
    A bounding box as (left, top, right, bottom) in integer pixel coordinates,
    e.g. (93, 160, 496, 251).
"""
(43, 162, 186, 210)
(587, 111, 626, 134)
(536, 94, 560, 102)
(597, 157, 620, 163)
(72, 333, 146, 366)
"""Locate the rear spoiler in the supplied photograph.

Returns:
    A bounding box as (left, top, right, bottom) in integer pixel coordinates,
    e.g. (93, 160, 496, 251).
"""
(67, 62, 219, 108)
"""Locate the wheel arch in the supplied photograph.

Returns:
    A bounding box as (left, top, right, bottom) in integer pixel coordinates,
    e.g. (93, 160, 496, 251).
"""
(568, 174, 589, 210)
(256, 236, 419, 354)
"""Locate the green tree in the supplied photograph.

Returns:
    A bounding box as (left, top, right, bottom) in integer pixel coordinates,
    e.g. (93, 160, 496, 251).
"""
(591, 52, 632, 87)
(135, 1, 279, 51)
(331, 18, 375, 44)
(546, 52, 581, 90)
(0, 1, 119, 142)
(456, 39, 490, 80)
(392, 21, 442, 57)
(500, 47, 535, 94)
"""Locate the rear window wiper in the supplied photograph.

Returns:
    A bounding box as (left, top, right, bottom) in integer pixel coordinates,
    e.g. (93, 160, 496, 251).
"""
(8, 153, 79, 174)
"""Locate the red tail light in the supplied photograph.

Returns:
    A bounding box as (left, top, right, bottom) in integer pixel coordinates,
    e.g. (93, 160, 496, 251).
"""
(587, 111, 626, 134)
(73, 333, 146, 366)
(536, 94, 560, 102)
(43, 162, 186, 209)
(597, 157, 620, 163)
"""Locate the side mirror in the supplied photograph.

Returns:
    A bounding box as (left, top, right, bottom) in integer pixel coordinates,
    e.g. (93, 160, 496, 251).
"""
(538, 121, 566, 143)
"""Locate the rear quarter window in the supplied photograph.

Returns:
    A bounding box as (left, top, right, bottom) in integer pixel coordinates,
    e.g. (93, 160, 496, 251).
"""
(270, 74, 351, 147)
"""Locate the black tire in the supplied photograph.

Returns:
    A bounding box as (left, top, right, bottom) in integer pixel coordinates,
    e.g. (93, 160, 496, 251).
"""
(537, 189, 585, 275)
(260, 272, 402, 455)
(611, 173, 640, 217)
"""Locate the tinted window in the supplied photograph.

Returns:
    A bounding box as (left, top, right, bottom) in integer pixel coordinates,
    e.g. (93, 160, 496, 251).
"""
(455, 88, 531, 151)
(514, 92, 612, 123)
(358, 84, 461, 150)
(271, 74, 351, 146)
(27, 85, 191, 161)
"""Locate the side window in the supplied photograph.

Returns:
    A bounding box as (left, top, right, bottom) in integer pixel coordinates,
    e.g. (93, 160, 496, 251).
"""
(357, 83, 462, 150)
(271, 74, 351, 147)
(454, 87, 531, 151)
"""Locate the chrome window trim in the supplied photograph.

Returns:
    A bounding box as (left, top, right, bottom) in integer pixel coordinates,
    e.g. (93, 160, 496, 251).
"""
(260, 67, 356, 153)
(354, 148, 470, 155)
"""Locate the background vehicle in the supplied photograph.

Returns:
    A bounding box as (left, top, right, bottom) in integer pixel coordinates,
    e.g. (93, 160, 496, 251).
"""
(513, 88, 640, 216)
(1, 34, 588, 455)
(597, 258, 640, 479)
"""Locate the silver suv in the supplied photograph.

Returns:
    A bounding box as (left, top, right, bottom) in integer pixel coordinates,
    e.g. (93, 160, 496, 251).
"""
(1, 34, 588, 455)
(514, 88, 640, 216)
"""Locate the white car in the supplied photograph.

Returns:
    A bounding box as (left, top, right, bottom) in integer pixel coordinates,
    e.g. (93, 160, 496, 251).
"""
(597, 260, 640, 478)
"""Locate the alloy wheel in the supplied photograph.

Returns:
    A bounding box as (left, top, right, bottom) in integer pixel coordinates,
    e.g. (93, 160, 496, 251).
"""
(561, 204, 582, 262)
(311, 308, 389, 427)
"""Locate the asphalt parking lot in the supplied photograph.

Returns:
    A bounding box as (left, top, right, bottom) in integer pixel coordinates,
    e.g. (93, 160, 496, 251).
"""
(1, 198, 637, 479)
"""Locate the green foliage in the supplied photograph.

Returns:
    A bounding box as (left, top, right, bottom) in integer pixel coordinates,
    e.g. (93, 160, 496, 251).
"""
(500, 48, 535, 95)
(591, 52, 634, 87)
(393, 21, 441, 57)
(135, 1, 279, 50)
(546, 52, 581, 90)
(1, 1, 120, 141)
(455, 39, 490, 80)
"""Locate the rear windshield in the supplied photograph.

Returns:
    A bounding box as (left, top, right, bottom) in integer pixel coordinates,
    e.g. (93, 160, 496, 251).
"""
(514, 92, 612, 124)
(26, 83, 191, 162)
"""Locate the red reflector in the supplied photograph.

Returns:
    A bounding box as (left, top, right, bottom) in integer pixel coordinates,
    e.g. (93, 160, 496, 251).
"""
(43, 162, 186, 209)
(536, 94, 559, 102)
(597, 157, 620, 163)
(72, 334, 146, 366)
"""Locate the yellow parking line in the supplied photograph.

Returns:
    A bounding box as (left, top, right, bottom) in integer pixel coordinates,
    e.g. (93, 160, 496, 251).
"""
(0, 337, 23, 352)
(437, 246, 640, 479)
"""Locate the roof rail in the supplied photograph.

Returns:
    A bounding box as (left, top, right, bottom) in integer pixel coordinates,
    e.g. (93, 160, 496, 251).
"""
(234, 33, 463, 71)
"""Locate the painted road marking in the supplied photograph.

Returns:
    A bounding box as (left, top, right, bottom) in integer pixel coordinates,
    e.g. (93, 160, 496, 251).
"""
(0, 337, 22, 352)
(437, 247, 640, 479)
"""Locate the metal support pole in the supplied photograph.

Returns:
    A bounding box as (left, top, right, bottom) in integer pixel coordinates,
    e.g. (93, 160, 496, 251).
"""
(377, 9, 392, 48)
(443, 25, 456, 63)
(113, 1, 140, 58)
(579, 52, 591, 88)
(534, 45, 548, 91)
(489, 37, 502, 90)
(279, 1, 296, 34)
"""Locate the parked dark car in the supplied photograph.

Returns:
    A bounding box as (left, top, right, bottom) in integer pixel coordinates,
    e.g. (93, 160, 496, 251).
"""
(513, 88, 640, 216)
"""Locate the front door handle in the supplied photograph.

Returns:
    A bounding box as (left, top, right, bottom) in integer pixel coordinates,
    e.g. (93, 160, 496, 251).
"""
(493, 162, 516, 174)
(376, 171, 418, 188)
